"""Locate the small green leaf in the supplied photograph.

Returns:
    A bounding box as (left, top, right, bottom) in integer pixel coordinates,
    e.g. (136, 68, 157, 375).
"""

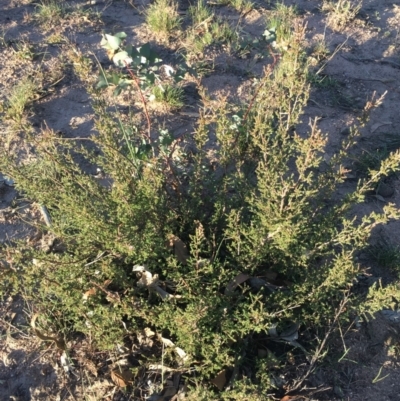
(110, 72, 121, 85)
(113, 51, 132, 67)
(118, 79, 133, 90)
(113, 86, 123, 96)
(126, 44, 139, 59)
(263, 29, 276, 42)
(145, 72, 156, 85)
(105, 34, 122, 50)
(139, 43, 151, 59)
(96, 78, 109, 89)
(139, 43, 160, 64)
(114, 32, 127, 39)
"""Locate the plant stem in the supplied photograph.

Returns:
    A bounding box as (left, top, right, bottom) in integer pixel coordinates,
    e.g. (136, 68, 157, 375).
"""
(124, 61, 152, 142)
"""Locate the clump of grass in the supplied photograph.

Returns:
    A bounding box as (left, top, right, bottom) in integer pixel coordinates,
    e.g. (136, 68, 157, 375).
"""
(227, 0, 253, 13)
(151, 84, 184, 109)
(188, 0, 212, 25)
(186, 0, 237, 55)
(3, 77, 37, 126)
(307, 72, 337, 88)
(215, 0, 253, 13)
(354, 147, 390, 176)
(65, 45, 93, 83)
(186, 19, 237, 56)
(369, 239, 400, 273)
(146, 0, 181, 41)
(309, 39, 330, 66)
(322, 0, 362, 30)
(13, 41, 36, 61)
(35, 0, 65, 28)
(267, 3, 298, 46)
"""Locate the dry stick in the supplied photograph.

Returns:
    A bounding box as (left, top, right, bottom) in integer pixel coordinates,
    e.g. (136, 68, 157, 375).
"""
(124, 60, 152, 142)
(315, 36, 350, 76)
(289, 294, 350, 392)
(0, 317, 30, 338)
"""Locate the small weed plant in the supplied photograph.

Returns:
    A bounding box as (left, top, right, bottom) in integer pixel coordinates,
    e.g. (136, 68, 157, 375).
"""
(151, 84, 184, 109)
(1, 77, 37, 131)
(97, 33, 189, 97)
(369, 239, 400, 274)
(1, 5, 400, 399)
(185, 17, 237, 56)
(218, 0, 253, 13)
(145, 0, 181, 41)
(322, 0, 362, 30)
(35, 0, 65, 28)
(188, 0, 212, 25)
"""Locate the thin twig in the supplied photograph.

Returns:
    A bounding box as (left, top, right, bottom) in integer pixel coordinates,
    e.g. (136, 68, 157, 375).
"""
(243, 45, 280, 123)
(288, 293, 350, 392)
(124, 60, 152, 141)
(232, 45, 280, 148)
(316, 36, 350, 76)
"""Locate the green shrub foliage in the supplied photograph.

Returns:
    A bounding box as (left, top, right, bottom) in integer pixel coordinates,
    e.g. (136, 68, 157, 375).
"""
(1, 16, 400, 399)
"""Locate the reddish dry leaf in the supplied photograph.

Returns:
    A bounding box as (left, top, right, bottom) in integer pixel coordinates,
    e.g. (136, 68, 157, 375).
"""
(211, 369, 227, 391)
(111, 368, 133, 387)
(103, 279, 113, 288)
(83, 287, 97, 300)
(84, 359, 98, 377)
(280, 396, 305, 401)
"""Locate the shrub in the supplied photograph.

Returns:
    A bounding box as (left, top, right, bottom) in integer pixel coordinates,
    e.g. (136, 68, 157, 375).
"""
(1, 7, 400, 399)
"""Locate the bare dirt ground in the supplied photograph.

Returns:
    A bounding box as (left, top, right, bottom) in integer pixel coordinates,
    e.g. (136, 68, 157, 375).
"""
(1, 0, 400, 400)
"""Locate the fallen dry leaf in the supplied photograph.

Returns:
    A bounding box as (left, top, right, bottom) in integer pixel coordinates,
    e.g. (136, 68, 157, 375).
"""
(174, 347, 188, 362)
(31, 313, 66, 350)
(144, 327, 156, 337)
(111, 368, 133, 387)
(103, 279, 113, 288)
(83, 359, 98, 377)
(83, 287, 97, 300)
(137, 270, 160, 287)
(211, 369, 227, 391)
(148, 364, 176, 373)
(158, 335, 189, 363)
(167, 234, 189, 265)
(225, 273, 250, 294)
(160, 336, 175, 348)
(133, 265, 181, 300)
